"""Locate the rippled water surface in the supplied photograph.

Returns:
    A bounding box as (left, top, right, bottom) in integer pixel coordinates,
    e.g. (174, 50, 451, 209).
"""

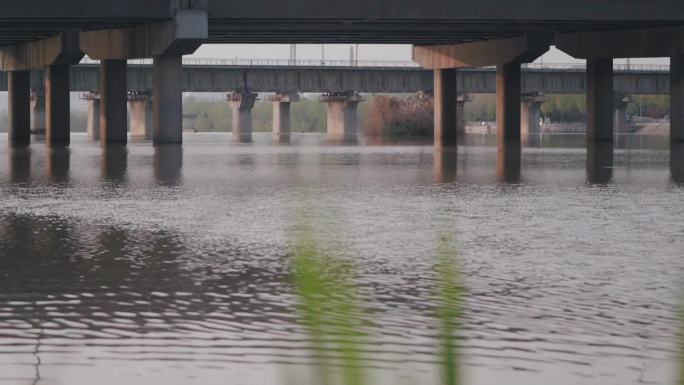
(0, 133, 682, 385)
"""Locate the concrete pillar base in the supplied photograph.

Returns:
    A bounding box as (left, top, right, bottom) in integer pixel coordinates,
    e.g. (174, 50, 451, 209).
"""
(269, 92, 300, 143)
(227, 91, 258, 143)
(434, 146, 458, 183)
(100, 59, 128, 145)
(8, 71, 31, 145)
(84, 92, 101, 141)
(45, 65, 71, 146)
(153, 55, 183, 144)
(587, 58, 614, 142)
(671, 143, 684, 184)
(320, 92, 363, 143)
(671, 55, 684, 143)
(129, 92, 154, 140)
(497, 142, 521, 183)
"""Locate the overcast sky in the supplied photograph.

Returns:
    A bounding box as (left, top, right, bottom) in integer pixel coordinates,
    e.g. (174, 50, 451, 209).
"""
(192, 44, 668, 65)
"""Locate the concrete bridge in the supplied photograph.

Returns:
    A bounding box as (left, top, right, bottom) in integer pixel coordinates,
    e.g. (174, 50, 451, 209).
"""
(8, 60, 670, 143)
(0, 0, 682, 175)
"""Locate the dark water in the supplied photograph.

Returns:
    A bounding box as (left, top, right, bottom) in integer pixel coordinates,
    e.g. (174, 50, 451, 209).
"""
(0, 133, 682, 385)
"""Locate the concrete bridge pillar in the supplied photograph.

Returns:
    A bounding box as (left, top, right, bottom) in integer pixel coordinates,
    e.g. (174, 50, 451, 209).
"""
(586, 58, 614, 142)
(153, 55, 183, 144)
(45, 65, 71, 145)
(614, 94, 633, 134)
(8, 71, 31, 145)
(31, 89, 46, 135)
(269, 92, 300, 143)
(434, 69, 459, 147)
(129, 92, 154, 140)
(227, 91, 258, 143)
(84, 92, 101, 141)
(100, 59, 128, 145)
(671, 55, 684, 143)
(320, 92, 363, 143)
(496, 62, 522, 145)
(521, 92, 546, 145)
(456, 94, 471, 138)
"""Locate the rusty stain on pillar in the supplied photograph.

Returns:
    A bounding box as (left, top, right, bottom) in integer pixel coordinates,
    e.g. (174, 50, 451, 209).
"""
(320, 92, 363, 143)
(227, 91, 258, 143)
(8, 71, 31, 145)
(671, 55, 684, 143)
(100, 59, 128, 144)
(434, 68, 458, 147)
(45, 65, 71, 146)
(268, 92, 299, 143)
(586, 58, 614, 142)
(83, 92, 100, 141)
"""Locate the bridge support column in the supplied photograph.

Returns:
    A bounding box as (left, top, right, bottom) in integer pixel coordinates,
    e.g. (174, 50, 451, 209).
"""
(456, 94, 470, 138)
(84, 92, 101, 141)
(671, 55, 684, 143)
(129, 92, 153, 140)
(586, 58, 614, 142)
(497, 61, 522, 144)
(521, 92, 545, 145)
(227, 92, 258, 143)
(8, 71, 31, 145)
(100, 59, 128, 144)
(434, 69, 459, 147)
(153, 55, 183, 144)
(31, 89, 46, 135)
(45, 65, 71, 145)
(320, 92, 362, 143)
(614, 95, 632, 135)
(269, 92, 300, 143)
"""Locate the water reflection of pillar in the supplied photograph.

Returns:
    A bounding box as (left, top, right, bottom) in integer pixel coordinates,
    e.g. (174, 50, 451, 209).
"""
(154, 144, 183, 185)
(671, 143, 684, 185)
(47, 146, 70, 183)
(101, 144, 128, 182)
(497, 142, 521, 183)
(434, 146, 458, 183)
(9, 147, 31, 183)
(586, 142, 614, 184)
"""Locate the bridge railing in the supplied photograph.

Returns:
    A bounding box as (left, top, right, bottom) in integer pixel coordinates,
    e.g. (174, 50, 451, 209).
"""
(80, 57, 421, 68)
(79, 57, 670, 72)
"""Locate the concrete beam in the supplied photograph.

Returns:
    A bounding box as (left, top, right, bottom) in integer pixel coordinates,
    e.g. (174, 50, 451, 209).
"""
(0, 32, 83, 71)
(45, 65, 71, 145)
(413, 34, 549, 69)
(153, 55, 183, 144)
(268, 92, 299, 143)
(586, 58, 614, 142)
(84, 92, 101, 141)
(557, 26, 684, 59)
(434, 68, 458, 146)
(8, 71, 31, 145)
(497, 62, 522, 143)
(227, 91, 258, 143)
(672, 55, 684, 143)
(80, 8, 207, 59)
(100, 60, 128, 144)
(320, 92, 363, 143)
(129, 92, 154, 140)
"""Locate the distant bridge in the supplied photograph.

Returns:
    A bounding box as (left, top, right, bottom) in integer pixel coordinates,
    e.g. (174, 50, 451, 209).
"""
(0, 59, 671, 95)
